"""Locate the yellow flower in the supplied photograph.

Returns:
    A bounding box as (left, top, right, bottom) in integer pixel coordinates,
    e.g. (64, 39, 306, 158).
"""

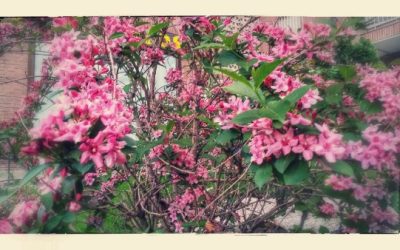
(173, 36, 181, 49)
(161, 35, 171, 48)
(163, 35, 171, 43)
(145, 39, 153, 46)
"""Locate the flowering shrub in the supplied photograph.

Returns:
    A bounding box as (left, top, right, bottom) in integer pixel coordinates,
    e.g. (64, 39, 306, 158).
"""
(0, 16, 398, 233)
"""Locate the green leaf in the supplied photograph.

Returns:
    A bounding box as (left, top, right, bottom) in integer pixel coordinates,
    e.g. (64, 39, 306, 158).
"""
(214, 67, 252, 86)
(216, 50, 245, 67)
(194, 43, 227, 50)
(222, 33, 239, 49)
(41, 193, 53, 210)
(44, 215, 63, 232)
(232, 100, 290, 125)
(123, 136, 137, 147)
(266, 100, 291, 122)
(253, 60, 283, 88)
(343, 132, 362, 141)
(165, 120, 175, 134)
(232, 109, 266, 125)
(322, 187, 363, 207)
(0, 163, 49, 204)
(254, 164, 273, 189)
(126, 41, 142, 48)
(172, 136, 193, 148)
(215, 130, 240, 145)
(46, 89, 63, 100)
(325, 83, 344, 105)
(358, 99, 383, 114)
(319, 226, 330, 234)
(283, 85, 311, 106)
(274, 154, 295, 174)
(71, 162, 93, 175)
(197, 115, 218, 128)
(63, 212, 76, 224)
(223, 81, 264, 102)
(123, 84, 131, 93)
(283, 161, 310, 185)
(272, 120, 283, 129)
(391, 192, 399, 213)
(70, 211, 90, 233)
(109, 32, 124, 40)
(147, 22, 169, 37)
(62, 176, 76, 195)
(338, 65, 356, 81)
(331, 161, 355, 177)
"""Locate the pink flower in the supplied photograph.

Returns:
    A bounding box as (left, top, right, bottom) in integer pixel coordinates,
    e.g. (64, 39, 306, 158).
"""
(223, 17, 232, 26)
(174, 221, 183, 233)
(292, 134, 317, 161)
(8, 200, 40, 228)
(313, 123, 346, 163)
(53, 17, 78, 30)
(171, 144, 195, 169)
(248, 118, 274, 137)
(269, 71, 301, 94)
(319, 202, 336, 216)
(141, 47, 164, 65)
(352, 185, 370, 202)
(270, 128, 298, 156)
(302, 22, 331, 38)
(152, 129, 163, 139)
(84, 173, 97, 186)
(371, 202, 399, 226)
(214, 96, 250, 130)
(102, 136, 127, 168)
(325, 175, 353, 191)
(299, 89, 322, 109)
(79, 133, 109, 170)
(37, 168, 65, 195)
(287, 112, 311, 126)
(179, 83, 203, 105)
(165, 69, 182, 84)
(0, 219, 13, 234)
(68, 201, 81, 212)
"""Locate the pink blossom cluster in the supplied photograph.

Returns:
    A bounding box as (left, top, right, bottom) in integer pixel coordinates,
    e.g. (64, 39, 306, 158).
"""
(23, 30, 133, 183)
(313, 123, 346, 163)
(0, 219, 13, 234)
(344, 200, 399, 233)
(8, 200, 40, 229)
(319, 202, 336, 216)
(358, 66, 400, 123)
(53, 17, 78, 30)
(149, 144, 198, 178)
(165, 69, 183, 84)
(0, 21, 18, 45)
(265, 70, 322, 109)
(99, 170, 128, 193)
(37, 168, 67, 195)
(239, 21, 334, 64)
(103, 17, 148, 54)
(214, 96, 251, 130)
(249, 122, 345, 165)
(168, 187, 205, 232)
(179, 83, 203, 107)
(324, 174, 353, 191)
(141, 47, 164, 65)
(148, 142, 210, 232)
(347, 126, 400, 176)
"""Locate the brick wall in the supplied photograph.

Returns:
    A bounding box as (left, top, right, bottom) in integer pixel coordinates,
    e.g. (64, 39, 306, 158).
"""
(0, 43, 32, 122)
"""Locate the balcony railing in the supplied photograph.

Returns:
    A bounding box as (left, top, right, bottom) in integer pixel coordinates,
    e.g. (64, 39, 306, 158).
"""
(276, 17, 304, 31)
(365, 17, 399, 29)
